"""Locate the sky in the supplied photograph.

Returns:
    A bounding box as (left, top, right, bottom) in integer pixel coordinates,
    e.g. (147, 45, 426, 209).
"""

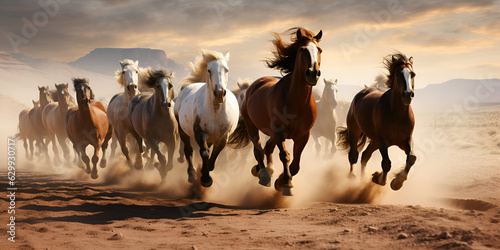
(1, 0, 499, 88)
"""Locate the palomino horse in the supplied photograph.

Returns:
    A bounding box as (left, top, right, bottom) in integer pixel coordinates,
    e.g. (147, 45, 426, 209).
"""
(337, 53, 416, 190)
(311, 78, 338, 157)
(129, 68, 177, 179)
(107, 59, 140, 168)
(30, 86, 54, 164)
(42, 83, 75, 165)
(17, 100, 40, 160)
(66, 78, 113, 179)
(175, 50, 239, 187)
(229, 27, 323, 196)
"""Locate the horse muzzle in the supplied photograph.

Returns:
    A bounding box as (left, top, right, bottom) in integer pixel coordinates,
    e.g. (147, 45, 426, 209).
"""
(401, 91, 414, 105)
(213, 89, 226, 103)
(305, 69, 321, 86)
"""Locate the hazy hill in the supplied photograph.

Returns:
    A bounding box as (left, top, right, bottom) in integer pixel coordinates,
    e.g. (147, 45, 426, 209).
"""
(70, 48, 187, 79)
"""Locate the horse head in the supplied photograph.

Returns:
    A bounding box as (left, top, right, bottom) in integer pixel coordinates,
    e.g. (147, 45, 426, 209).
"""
(73, 78, 93, 106)
(118, 59, 139, 97)
(323, 78, 338, 109)
(205, 51, 230, 104)
(297, 29, 322, 86)
(391, 55, 416, 105)
(54, 83, 70, 104)
(158, 71, 174, 109)
(38, 85, 52, 104)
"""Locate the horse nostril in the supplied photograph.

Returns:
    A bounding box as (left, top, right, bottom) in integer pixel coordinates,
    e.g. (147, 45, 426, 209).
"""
(410, 92, 414, 98)
(222, 89, 226, 97)
(317, 70, 321, 77)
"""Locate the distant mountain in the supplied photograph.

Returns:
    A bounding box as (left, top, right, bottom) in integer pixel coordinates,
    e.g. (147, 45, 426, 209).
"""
(413, 78, 500, 111)
(70, 48, 187, 79)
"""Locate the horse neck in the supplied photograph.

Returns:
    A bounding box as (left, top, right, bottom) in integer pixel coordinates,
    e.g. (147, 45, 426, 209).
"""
(39, 94, 50, 107)
(204, 84, 222, 112)
(58, 97, 70, 115)
(77, 100, 94, 119)
(152, 86, 164, 114)
(289, 67, 313, 106)
(389, 80, 409, 117)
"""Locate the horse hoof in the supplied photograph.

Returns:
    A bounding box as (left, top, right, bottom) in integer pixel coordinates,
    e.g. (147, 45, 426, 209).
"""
(274, 179, 282, 192)
(390, 178, 404, 191)
(188, 174, 196, 184)
(91, 172, 98, 179)
(258, 169, 271, 187)
(251, 165, 259, 177)
(99, 159, 107, 168)
(177, 156, 184, 163)
(282, 186, 294, 196)
(201, 175, 213, 188)
(371, 172, 386, 186)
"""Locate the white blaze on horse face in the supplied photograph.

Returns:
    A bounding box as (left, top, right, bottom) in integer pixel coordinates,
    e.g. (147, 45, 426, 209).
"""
(160, 78, 169, 105)
(306, 41, 319, 68)
(402, 68, 412, 92)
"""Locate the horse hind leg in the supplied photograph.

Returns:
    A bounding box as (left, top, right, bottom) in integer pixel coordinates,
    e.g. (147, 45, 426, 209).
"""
(148, 138, 167, 181)
(178, 122, 196, 183)
(99, 130, 112, 169)
(360, 141, 378, 177)
(372, 139, 390, 186)
(347, 131, 361, 178)
(194, 129, 212, 188)
(79, 144, 91, 175)
(109, 134, 117, 159)
(90, 144, 101, 179)
(263, 138, 276, 177)
(49, 133, 61, 166)
(129, 130, 144, 170)
(28, 139, 35, 161)
(274, 133, 292, 196)
(247, 121, 270, 187)
(56, 133, 71, 165)
(391, 140, 417, 190)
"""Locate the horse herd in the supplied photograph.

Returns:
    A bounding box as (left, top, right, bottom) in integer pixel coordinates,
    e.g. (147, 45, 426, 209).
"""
(16, 27, 417, 196)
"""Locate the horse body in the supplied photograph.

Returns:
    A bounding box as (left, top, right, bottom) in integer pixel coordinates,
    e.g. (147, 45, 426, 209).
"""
(229, 27, 323, 196)
(30, 86, 53, 164)
(18, 100, 39, 160)
(338, 53, 416, 190)
(66, 78, 112, 179)
(311, 78, 338, 157)
(175, 50, 239, 187)
(107, 60, 140, 167)
(129, 68, 177, 179)
(42, 83, 74, 165)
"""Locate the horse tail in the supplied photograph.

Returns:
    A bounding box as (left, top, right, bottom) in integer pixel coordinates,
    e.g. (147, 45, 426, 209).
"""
(228, 119, 250, 149)
(336, 127, 368, 152)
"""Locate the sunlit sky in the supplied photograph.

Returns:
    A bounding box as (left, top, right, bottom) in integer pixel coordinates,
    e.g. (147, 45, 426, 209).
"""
(1, 0, 499, 88)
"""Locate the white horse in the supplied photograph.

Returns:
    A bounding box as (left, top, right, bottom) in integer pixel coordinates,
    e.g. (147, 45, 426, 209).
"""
(175, 49, 239, 187)
(311, 78, 339, 157)
(107, 59, 141, 168)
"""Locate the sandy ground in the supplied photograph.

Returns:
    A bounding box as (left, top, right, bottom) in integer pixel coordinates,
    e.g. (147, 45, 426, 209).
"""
(1, 104, 499, 249)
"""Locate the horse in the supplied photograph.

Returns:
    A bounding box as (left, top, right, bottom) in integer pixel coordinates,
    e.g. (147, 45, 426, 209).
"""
(231, 79, 252, 110)
(228, 27, 323, 196)
(42, 83, 75, 165)
(17, 100, 40, 160)
(311, 78, 338, 157)
(106, 59, 140, 168)
(30, 86, 54, 164)
(66, 78, 113, 179)
(175, 49, 239, 187)
(337, 53, 416, 190)
(129, 68, 177, 179)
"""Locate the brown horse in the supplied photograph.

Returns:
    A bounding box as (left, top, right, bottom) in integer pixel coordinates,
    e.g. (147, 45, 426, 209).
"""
(229, 27, 323, 196)
(66, 78, 113, 179)
(30, 86, 54, 164)
(129, 68, 177, 179)
(337, 53, 416, 190)
(17, 100, 40, 160)
(42, 83, 75, 165)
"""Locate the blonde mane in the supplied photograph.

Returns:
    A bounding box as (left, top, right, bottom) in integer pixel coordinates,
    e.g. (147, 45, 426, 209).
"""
(115, 59, 138, 87)
(179, 49, 227, 86)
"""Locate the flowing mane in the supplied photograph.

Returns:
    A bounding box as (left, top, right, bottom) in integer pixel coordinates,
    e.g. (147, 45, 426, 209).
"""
(383, 52, 411, 88)
(265, 27, 318, 75)
(115, 59, 138, 86)
(179, 49, 226, 86)
(72, 77, 95, 100)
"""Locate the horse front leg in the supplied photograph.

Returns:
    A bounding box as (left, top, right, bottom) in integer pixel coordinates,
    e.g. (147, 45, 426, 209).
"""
(56, 133, 71, 165)
(79, 143, 91, 175)
(129, 129, 144, 170)
(100, 128, 113, 169)
(246, 122, 270, 187)
(49, 133, 61, 166)
(391, 138, 416, 190)
(28, 139, 35, 161)
(274, 132, 292, 196)
(372, 138, 390, 186)
(147, 138, 167, 180)
(194, 130, 211, 188)
(90, 143, 101, 179)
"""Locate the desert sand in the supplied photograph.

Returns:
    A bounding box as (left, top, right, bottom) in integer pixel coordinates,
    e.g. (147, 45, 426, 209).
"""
(1, 101, 499, 249)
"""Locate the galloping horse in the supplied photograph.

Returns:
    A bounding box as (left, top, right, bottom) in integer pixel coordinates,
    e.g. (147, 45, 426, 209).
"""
(42, 83, 75, 165)
(175, 49, 239, 187)
(129, 68, 177, 179)
(337, 53, 416, 190)
(107, 59, 140, 168)
(66, 78, 113, 179)
(17, 100, 40, 160)
(30, 86, 54, 164)
(311, 78, 338, 157)
(229, 27, 323, 196)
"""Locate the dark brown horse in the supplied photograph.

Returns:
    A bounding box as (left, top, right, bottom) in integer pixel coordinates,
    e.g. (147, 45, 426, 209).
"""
(229, 27, 323, 196)
(337, 53, 416, 190)
(66, 78, 113, 179)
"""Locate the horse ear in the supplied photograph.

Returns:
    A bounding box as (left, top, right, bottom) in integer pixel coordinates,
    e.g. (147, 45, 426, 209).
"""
(54, 83, 58, 88)
(314, 30, 323, 41)
(66, 83, 69, 88)
(296, 29, 303, 39)
(134, 60, 139, 66)
(334, 79, 338, 85)
(224, 51, 230, 62)
(46, 85, 49, 89)
(323, 78, 327, 84)
(32, 100, 36, 105)
(38, 86, 41, 90)
(169, 72, 175, 79)
(409, 56, 414, 65)
(392, 55, 396, 63)
(119, 60, 125, 68)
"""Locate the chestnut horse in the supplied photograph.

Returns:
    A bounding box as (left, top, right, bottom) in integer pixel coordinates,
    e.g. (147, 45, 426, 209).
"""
(42, 83, 75, 165)
(66, 78, 113, 179)
(337, 53, 416, 190)
(30, 86, 54, 164)
(129, 68, 177, 179)
(17, 100, 40, 160)
(229, 27, 323, 196)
